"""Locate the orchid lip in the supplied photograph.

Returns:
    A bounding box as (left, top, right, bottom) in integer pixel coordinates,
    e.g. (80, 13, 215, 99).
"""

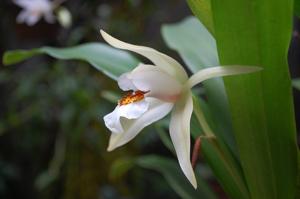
(118, 90, 149, 106)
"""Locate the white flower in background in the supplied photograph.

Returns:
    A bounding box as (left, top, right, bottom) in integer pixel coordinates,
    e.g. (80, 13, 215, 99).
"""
(13, 0, 55, 26)
(56, 6, 72, 28)
(100, 30, 260, 188)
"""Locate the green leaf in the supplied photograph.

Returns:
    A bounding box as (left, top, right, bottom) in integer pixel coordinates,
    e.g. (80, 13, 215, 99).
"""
(293, 78, 300, 90)
(191, 96, 249, 199)
(186, 0, 214, 34)
(3, 43, 139, 80)
(155, 124, 175, 154)
(297, 152, 300, 198)
(109, 157, 135, 181)
(295, 0, 300, 17)
(162, 17, 218, 70)
(162, 17, 238, 157)
(211, 0, 298, 198)
(136, 155, 217, 199)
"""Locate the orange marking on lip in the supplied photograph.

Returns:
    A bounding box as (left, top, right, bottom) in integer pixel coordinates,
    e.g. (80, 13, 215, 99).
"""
(118, 90, 148, 106)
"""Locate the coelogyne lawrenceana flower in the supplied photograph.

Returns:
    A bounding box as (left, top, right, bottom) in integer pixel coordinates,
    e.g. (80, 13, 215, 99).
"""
(100, 30, 260, 188)
(13, 0, 56, 26)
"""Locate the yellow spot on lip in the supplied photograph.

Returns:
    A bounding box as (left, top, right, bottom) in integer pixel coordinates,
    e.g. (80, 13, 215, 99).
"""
(118, 90, 149, 106)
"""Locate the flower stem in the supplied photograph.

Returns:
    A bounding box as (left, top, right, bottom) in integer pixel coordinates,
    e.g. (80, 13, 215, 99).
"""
(192, 95, 216, 137)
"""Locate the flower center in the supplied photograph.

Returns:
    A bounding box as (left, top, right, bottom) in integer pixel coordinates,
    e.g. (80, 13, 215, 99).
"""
(118, 90, 148, 106)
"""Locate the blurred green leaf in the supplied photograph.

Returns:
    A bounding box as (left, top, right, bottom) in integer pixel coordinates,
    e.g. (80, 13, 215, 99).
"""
(293, 78, 300, 90)
(35, 172, 57, 191)
(162, 17, 218, 70)
(109, 157, 135, 181)
(211, 0, 298, 198)
(35, 132, 66, 190)
(155, 124, 175, 154)
(295, 0, 300, 17)
(3, 43, 139, 80)
(186, 0, 214, 34)
(162, 17, 237, 156)
(136, 155, 217, 199)
(191, 96, 249, 199)
(297, 153, 300, 198)
(100, 90, 120, 103)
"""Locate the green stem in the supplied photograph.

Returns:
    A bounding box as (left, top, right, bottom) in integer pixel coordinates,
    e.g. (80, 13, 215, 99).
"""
(192, 95, 215, 137)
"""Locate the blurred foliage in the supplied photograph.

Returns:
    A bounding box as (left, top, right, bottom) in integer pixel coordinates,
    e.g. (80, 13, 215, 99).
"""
(294, 78, 300, 90)
(0, 0, 209, 199)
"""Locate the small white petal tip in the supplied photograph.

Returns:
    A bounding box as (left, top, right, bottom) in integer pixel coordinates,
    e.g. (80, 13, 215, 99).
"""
(192, 181, 197, 189)
(100, 29, 110, 41)
(107, 140, 118, 152)
(100, 29, 105, 36)
(107, 145, 114, 152)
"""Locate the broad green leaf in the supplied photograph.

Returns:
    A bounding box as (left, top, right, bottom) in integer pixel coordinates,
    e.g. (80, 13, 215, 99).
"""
(211, 0, 298, 198)
(186, 0, 214, 34)
(162, 17, 238, 157)
(3, 43, 139, 80)
(162, 17, 218, 70)
(295, 0, 300, 17)
(293, 78, 300, 90)
(136, 155, 217, 199)
(191, 96, 249, 199)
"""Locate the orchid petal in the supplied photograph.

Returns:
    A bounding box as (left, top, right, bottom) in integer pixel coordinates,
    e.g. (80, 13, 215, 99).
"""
(117, 72, 138, 91)
(107, 98, 173, 151)
(118, 100, 149, 119)
(187, 66, 261, 88)
(14, 0, 52, 10)
(118, 64, 182, 96)
(117, 64, 154, 91)
(25, 13, 41, 26)
(13, 0, 31, 8)
(130, 64, 182, 96)
(103, 107, 123, 133)
(100, 30, 188, 83)
(104, 100, 149, 134)
(16, 10, 30, 23)
(169, 90, 197, 188)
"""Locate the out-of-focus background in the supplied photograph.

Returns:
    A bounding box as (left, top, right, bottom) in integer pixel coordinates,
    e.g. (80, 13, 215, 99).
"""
(0, 0, 299, 199)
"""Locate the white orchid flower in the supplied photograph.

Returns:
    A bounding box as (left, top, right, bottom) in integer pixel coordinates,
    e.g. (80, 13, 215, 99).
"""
(13, 0, 56, 26)
(100, 30, 260, 188)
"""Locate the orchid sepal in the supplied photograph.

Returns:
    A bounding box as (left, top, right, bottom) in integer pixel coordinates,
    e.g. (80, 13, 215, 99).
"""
(187, 66, 262, 88)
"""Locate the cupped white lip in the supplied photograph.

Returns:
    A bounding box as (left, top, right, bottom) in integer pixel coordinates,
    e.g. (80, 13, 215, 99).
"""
(104, 99, 150, 134)
(107, 98, 174, 151)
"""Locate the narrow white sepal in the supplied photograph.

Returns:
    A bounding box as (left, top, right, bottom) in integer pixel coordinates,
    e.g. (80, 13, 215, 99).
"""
(103, 100, 149, 134)
(100, 29, 188, 83)
(187, 66, 262, 88)
(169, 90, 197, 188)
